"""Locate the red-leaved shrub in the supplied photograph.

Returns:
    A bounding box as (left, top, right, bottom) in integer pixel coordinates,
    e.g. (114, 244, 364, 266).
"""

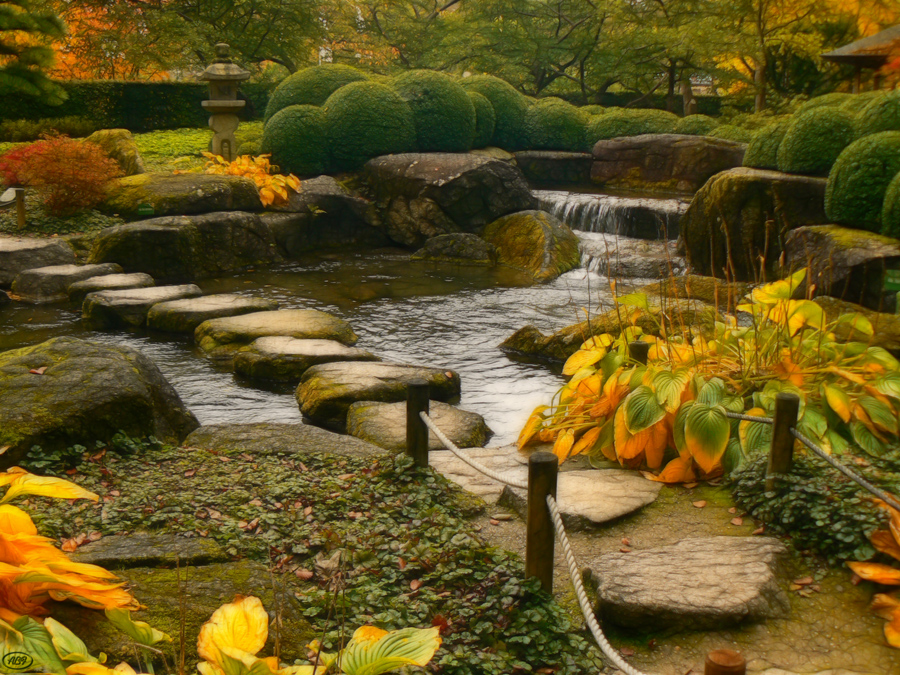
(0, 136, 123, 215)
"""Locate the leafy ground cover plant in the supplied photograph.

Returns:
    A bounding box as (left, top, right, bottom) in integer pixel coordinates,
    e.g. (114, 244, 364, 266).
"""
(200, 153, 301, 208)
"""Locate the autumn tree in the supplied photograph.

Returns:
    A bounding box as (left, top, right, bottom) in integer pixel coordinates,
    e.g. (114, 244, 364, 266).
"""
(0, 0, 66, 103)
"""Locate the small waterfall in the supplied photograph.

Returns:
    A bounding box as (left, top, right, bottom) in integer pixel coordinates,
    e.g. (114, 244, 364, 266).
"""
(535, 190, 689, 240)
(577, 231, 685, 280)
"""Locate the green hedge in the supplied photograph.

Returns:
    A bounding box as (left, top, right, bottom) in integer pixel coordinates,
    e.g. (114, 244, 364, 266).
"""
(796, 92, 851, 115)
(708, 124, 755, 143)
(264, 65, 369, 122)
(580, 105, 606, 116)
(585, 108, 678, 143)
(776, 108, 856, 175)
(841, 90, 887, 115)
(826, 132, 900, 232)
(390, 71, 476, 152)
(855, 89, 900, 138)
(674, 114, 718, 136)
(460, 75, 530, 150)
(882, 170, 900, 238)
(467, 91, 495, 148)
(323, 81, 416, 171)
(743, 119, 789, 170)
(523, 98, 587, 151)
(260, 105, 330, 176)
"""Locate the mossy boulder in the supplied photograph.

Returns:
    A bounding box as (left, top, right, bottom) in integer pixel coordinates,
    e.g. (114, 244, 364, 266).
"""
(674, 115, 719, 136)
(323, 81, 416, 171)
(259, 104, 329, 176)
(825, 132, 900, 232)
(347, 400, 492, 451)
(586, 108, 678, 144)
(264, 64, 368, 121)
(883, 171, 900, 238)
(743, 119, 790, 170)
(641, 275, 751, 314)
(0, 337, 198, 466)
(101, 173, 261, 219)
(681, 167, 828, 280)
(390, 70, 476, 152)
(468, 91, 496, 148)
(523, 98, 588, 152)
(482, 210, 580, 282)
(855, 89, 900, 137)
(85, 129, 144, 176)
(776, 107, 855, 175)
(461, 75, 530, 150)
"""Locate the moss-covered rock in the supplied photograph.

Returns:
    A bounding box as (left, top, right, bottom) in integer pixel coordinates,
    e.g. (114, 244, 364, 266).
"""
(523, 98, 588, 151)
(100, 173, 261, 219)
(816, 296, 900, 355)
(461, 75, 530, 150)
(776, 107, 856, 175)
(855, 89, 900, 137)
(411, 233, 498, 265)
(641, 275, 751, 314)
(674, 115, 719, 136)
(0, 337, 198, 465)
(586, 108, 679, 144)
(825, 131, 900, 231)
(514, 150, 593, 185)
(390, 70, 476, 152)
(259, 104, 329, 176)
(85, 129, 144, 176)
(883, 170, 900, 238)
(482, 210, 580, 282)
(264, 64, 368, 121)
(468, 90, 496, 148)
(743, 119, 790, 170)
(708, 124, 755, 144)
(323, 81, 416, 171)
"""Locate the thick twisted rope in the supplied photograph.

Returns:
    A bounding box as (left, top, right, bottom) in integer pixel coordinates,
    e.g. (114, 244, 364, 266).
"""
(724, 412, 774, 424)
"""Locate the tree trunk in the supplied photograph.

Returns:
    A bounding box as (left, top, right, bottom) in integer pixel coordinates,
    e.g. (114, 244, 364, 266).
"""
(666, 62, 677, 112)
(754, 65, 767, 112)
(681, 80, 697, 116)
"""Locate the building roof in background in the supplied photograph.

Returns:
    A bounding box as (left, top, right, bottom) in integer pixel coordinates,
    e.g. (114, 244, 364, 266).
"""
(822, 25, 900, 68)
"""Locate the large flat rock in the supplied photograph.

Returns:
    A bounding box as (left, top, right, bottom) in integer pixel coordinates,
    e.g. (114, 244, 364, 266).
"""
(0, 235, 75, 286)
(147, 293, 278, 333)
(591, 536, 789, 631)
(500, 468, 662, 530)
(82, 284, 203, 328)
(429, 445, 527, 502)
(196, 309, 358, 359)
(100, 172, 261, 218)
(67, 272, 155, 304)
(296, 361, 461, 432)
(514, 151, 593, 185)
(346, 400, 492, 451)
(11, 263, 123, 303)
(233, 336, 378, 381)
(72, 533, 229, 569)
(183, 422, 383, 458)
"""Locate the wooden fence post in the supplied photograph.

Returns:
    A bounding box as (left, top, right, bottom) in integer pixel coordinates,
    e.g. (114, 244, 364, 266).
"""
(14, 189, 25, 230)
(628, 340, 650, 365)
(766, 392, 800, 491)
(705, 649, 746, 675)
(406, 379, 430, 468)
(526, 451, 558, 593)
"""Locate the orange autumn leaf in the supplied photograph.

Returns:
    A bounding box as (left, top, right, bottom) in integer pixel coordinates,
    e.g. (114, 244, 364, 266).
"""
(646, 455, 696, 483)
(613, 408, 668, 466)
(552, 429, 575, 462)
(774, 355, 804, 387)
(570, 426, 601, 458)
(847, 562, 900, 585)
(875, 499, 900, 545)
(872, 530, 900, 563)
(517, 405, 548, 450)
(872, 592, 900, 621)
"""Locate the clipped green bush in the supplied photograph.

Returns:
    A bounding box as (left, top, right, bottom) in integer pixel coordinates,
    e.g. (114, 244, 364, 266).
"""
(460, 75, 530, 150)
(840, 90, 886, 115)
(522, 98, 587, 151)
(390, 70, 476, 152)
(826, 131, 900, 231)
(674, 114, 718, 136)
(743, 119, 789, 170)
(708, 124, 755, 143)
(585, 108, 678, 143)
(725, 112, 784, 131)
(260, 105, 330, 176)
(0, 116, 99, 142)
(855, 89, 900, 137)
(580, 105, 606, 116)
(323, 81, 415, 171)
(795, 92, 851, 115)
(264, 65, 369, 122)
(880, 170, 900, 238)
(776, 107, 856, 175)
(467, 91, 495, 148)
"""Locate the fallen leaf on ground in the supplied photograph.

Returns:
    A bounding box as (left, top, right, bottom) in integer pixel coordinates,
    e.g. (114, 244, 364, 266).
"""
(304, 506, 313, 516)
(620, 647, 635, 656)
(683, 483, 698, 489)
(489, 519, 500, 526)
(752, 527, 765, 535)
(692, 500, 707, 508)
(295, 568, 313, 580)
(184, 469, 196, 477)
(620, 548, 632, 553)
(410, 579, 423, 591)
(621, 537, 630, 546)
(491, 514, 513, 521)
(728, 507, 737, 514)
(29, 367, 46, 375)
(793, 577, 813, 586)
(88, 531, 102, 542)
(731, 517, 743, 526)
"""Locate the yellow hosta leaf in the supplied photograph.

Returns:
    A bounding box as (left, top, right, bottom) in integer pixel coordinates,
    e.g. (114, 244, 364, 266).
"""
(824, 385, 852, 423)
(517, 406, 548, 450)
(575, 373, 604, 399)
(0, 505, 37, 535)
(570, 426, 602, 458)
(580, 334, 613, 351)
(646, 455, 696, 483)
(552, 429, 575, 462)
(197, 595, 268, 665)
(562, 349, 605, 376)
(847, 562, 900, 585)
(0, 472, 98, 504)
(750, 268, 806, 304)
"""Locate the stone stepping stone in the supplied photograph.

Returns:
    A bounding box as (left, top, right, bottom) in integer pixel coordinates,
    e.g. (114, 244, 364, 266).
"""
(184, 422, 382, 458)
(429, 445, 527, 502)
(499, 468, 662, 531)
(0, 235, 75, 286)
(296, 361, 461, 432)
(147, 293, 278, 333)
(68, 272, 155, 304)
(11, 263, 123, 303)
(233, 337, 379, 381)
(82, 284, 202, 328)
(591, 536, 788, 631)
(195, 309, 358, 359)
(72, 533, 228, 570)
(347, 400, 492, 452)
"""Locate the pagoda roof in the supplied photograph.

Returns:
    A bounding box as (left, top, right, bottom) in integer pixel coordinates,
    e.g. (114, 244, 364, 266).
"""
(822, 25, 900, 69)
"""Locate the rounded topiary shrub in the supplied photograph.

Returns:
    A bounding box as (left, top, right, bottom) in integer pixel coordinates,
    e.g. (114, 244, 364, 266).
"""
(674, 114, 719, 136)
(709, 124, 755, 143)
(585, 108, 678, 143)
(840, 90, 886, 115)
(390, 70, 476, 152)
(796, 92, 851, 115)
(855, 89, 900, 137)
(260, 104, 330, 175)
(264, 65, 369, 122)
(523, 97, 588, 151)
(825, 131, 900, 231)
(460, 75, 530, 150)
(882, 170, 900, 238)
(743, 119, 789, 170)
(581, 105, 606, 116)
(467, 91, 495, 148)
(323, 81, 416, 171)
(776, 107, 856, 175)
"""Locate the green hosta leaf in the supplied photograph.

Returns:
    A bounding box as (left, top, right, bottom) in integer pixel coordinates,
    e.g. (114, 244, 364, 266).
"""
(627, 365, 646, 389)
(652, 370, 691, 412)
(851, 421, 886, 457)
(684, 404, 730, 474)
(857, 396, 899, 436)
(873, 373, 900, 401)
(758, 380, 806, 418)
(614, 292, 649, 312)
(721, 437, 744, 474)
(338, 627, 441, 675)
(12, 616, 65, 675)
(823, 429, 851, 455)
(105, 609, 171, 647)
(696, 378, 726, 406)
(622, 385, 665, 434)
(722, 393, 745, 414)
(673, 401, 695, 454)
(44, 618, 97, 665)
(739, 417, 772, 458)
(865, 346, 900, 370)
(833, 312, 874, 337)
(599, 351, 624, 380)
(797, 406, 828, 441)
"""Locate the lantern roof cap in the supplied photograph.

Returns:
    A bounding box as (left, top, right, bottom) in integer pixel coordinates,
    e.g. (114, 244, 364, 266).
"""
(199, 43, 250, 82)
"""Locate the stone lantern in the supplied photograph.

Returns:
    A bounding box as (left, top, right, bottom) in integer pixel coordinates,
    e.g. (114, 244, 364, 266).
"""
(199, 43, 250, 161)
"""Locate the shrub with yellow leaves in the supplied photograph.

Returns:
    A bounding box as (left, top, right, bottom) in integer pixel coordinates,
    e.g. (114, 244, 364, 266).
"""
(202, 152, 302, 208)
(518, 268, 900, 483)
